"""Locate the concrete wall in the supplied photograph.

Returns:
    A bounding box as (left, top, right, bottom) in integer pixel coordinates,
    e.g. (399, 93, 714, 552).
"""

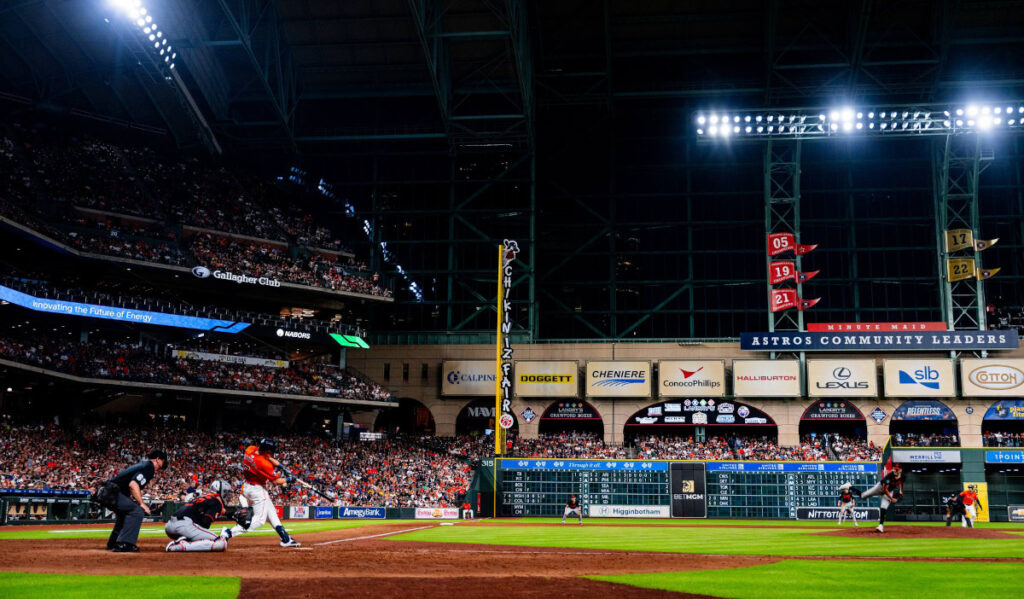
(348, 342, 1024, 446)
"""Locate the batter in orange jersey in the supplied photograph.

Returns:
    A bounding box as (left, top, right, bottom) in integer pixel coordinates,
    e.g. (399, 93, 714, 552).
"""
(221, 439, 300, 547)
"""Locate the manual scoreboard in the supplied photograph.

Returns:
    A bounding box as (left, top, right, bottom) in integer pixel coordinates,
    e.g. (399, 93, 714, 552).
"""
(496, 459, 878, 520)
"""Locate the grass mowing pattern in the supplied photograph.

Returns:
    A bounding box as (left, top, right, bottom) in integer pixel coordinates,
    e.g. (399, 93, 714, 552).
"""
(393, 522, 1024, 558)
(0, 572, 239, 599)
(487, 518, 1024, 528)
(0, 519, 419, 540)
(591, 560, 1024, 599)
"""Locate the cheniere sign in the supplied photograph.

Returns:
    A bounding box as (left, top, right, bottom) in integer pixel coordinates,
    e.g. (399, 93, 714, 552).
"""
(741, 331, 1018, 351)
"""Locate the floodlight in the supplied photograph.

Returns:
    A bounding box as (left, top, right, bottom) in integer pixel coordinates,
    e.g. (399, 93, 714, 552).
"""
(153, 41, 159, 48)
(868, 112, 875, 118)
(755, 115, 763, 122)
(171, 52, 176, 58)
(967, 119, 975, 126)
(744, 115, 751, 122)
(956, 108, 964, 115)
(162, 39, 167, 44)
(994, 117, 1002, 125)
(767, 125, 774, 132)
(829, 111, 839, 120)
(757, 126, 763, 133)
(1019, 106, 1024, 113)
(136, 18, 145, 26)
(696, 128, 704, 135)
(165, 56, 169, 62)
(169, 63, 175, 69)
(710, 115, 718, 124)
(767, 115, 774, 122)
(745, 126, 752, 133)
(856, 122, 863, 129)
(966, 105, 978, 116)
(843, 122, 853, 132)
(156, 31, 162, 37)
(818, 114, 825, 120)
(979, 116, 993, 130)
(159, 48, 164, 55)
(733, 125, 740, 133)
(868, 122, 875, 129)
(149, 34, 155, 40)
(880, 123, 887, 129)
(146, 15, 152, 22)
(709, 126, 718, 135)
(1010, 119, 1017, 125)
(943, 120, 951, 127)
(734, 116, 740, 123)
(697, 116, 706, 125)
(841, 108, 854, 121)
(143, 27, 150, 33)
(830, 123, 838, 131)
(720, 126, 730, 137)
(995, 107, 1002, 114)
(981, 105, 990, 114)
(955, 119, 964, 126)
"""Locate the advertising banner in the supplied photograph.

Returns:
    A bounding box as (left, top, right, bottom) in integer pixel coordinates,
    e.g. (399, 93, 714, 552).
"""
(986, 450, 1024, 464)
(964, 482, 990, 523)
(960, 360, 1024, 396)
(984, 400, 1024, 421)
(658, 360, 725, 397)
(741, 331, 1017, 352)
(0, 283, 249, 333)
(173, 349, 288, 368)
(893, 449, 962, 463)
(732, 360, 800, 397)
(514, 361, 579, 397)
(1008, 506, 1024, 522)
(541, 401, 601, 420)
(626, 401, 774, 427)
(313, 506, 334, 519)
(670, 462, 707, 518)
(807, 360, 877, 397)
(289, 506, 309, 519)
(883, 360, 956, 397)
(589, 505, 671, 518)
(797, 507, 880, 521)
(414, 507, 460, 519)
(807, 322, 947, 332)
(586, 361, 651, 398)
(441, 361, 497, 396)
(336, 507, 386, 519)
(891, 400, 956, 421)
(801, 401, 865, 421)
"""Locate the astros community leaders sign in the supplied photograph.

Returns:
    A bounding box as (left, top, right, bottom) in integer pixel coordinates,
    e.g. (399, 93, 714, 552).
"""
(740, 330, 1018, 351)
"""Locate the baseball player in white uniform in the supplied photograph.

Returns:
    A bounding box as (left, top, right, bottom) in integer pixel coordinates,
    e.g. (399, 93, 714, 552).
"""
(220, 438, 300, 547)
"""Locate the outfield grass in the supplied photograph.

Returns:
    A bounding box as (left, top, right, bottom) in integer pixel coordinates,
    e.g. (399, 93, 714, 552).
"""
(592, 560, 1024, 599)
(487, 517, 1024, 528)
(0, 572, 239, 599)
(0, 519, 418, 541)
(393, 520, 1024, 558)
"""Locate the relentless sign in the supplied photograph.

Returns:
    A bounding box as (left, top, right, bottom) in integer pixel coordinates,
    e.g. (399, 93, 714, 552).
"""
(883, 360, 956, 397)
(802, 401, 865, 421)
(658, 361, 725, 397)
(442, 361, 497, 396)
(797, 507, 880, 521)
(741, 331, 1018, 351)
(891, 399, 956, 421)
(732, 360, 800, 397)
(586, 361, 651, 397)
(960, 360, 1024, 396)
(807, 322, 947, 332)
(514, 361, 579, 397)
(807, 360, 877, 397)
(893, 449, 961, 463)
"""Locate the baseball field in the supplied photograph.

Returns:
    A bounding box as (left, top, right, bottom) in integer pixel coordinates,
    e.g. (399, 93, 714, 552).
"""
(1, 518, 1023, 598)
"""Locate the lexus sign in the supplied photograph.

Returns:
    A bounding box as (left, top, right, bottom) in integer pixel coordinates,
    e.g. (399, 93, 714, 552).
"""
(807, 360, 877, 397)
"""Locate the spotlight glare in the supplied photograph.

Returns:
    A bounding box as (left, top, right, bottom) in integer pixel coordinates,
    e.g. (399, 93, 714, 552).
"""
(734, 116, 740, 123)
(967, 119, 975, 126)
(966, 105, 978, 116)
(843, 122, 853, 131)
(868, 122, 875, 129)
(995, 107, 1002, 114)
(982, 105, 990, 114)
(856, 122, 863, 129)
(696, 128, 704, 135)
(757, 126, 764, 133)
(830, 123, 838, 131)
(830, 110, 839, 120)
(868, 111, 875, 118)
(697, 116, 706, 125)
(956, 108, 964, 116)
(744, 115, 751, 122)
(979, 116, 993, 130)
(709, 126, 718, 135)
(745, 126, 752, 132)
(710, 115, 718, 124)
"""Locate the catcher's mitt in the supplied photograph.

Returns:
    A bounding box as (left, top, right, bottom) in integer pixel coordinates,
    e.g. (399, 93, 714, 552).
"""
(232, 507, 253, 529)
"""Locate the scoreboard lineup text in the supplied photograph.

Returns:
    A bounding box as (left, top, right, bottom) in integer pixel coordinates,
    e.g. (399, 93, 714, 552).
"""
(496, 459, 879, 519)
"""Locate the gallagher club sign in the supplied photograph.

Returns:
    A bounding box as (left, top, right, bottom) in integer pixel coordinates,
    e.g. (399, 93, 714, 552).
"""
(741, 331, 1018, 352)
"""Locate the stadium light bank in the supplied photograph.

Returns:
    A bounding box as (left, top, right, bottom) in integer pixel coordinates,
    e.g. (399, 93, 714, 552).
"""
(107, 0, 176, 71)
(695, 102, 1024, 140)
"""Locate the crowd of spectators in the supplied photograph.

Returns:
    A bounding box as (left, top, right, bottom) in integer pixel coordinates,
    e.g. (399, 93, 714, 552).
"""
(0, 423, 467, 508)
(0, 122, 391, 298)
(983, 431, 1024, 447)
(0, 335, 392, 402)
(893, 432, 959, 447)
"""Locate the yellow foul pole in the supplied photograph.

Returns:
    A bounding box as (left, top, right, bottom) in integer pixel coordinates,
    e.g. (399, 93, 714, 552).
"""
(495, 244, 505, 456)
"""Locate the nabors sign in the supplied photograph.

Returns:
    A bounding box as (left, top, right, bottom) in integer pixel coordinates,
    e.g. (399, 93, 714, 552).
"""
(960, 359, 1024, 396)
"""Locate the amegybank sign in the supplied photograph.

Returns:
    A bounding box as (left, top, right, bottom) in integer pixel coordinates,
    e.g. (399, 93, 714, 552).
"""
(586, 361, 651, 397)
(733, 360, 800, 397)
(658, 361, 725, 397)
(514, 361, 579, 397)
(441, 361, 497, 396)
(960, 359, 1024, 396)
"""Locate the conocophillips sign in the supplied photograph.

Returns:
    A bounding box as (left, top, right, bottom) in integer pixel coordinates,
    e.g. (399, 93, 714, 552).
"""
(586, 361, 651, 397)
(441, 361, 497, 396)
(807, 360, 877, 397)
(960, 359, 1024, 396)
(658, 361, 725, 397)
(514, 361, 579, 397)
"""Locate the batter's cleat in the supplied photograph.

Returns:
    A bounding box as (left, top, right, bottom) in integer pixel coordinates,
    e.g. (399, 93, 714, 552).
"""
(875, 524, 884, 533)
(112, 542, 139, 553)
(220, 527, 233, 539)
(280, 539, 301, 548)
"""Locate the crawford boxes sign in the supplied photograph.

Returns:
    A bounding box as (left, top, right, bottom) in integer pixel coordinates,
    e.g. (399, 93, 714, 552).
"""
(732, 360, 800, 397)
(883, 360, 956, 397)
(960, 360, 1024, 396)
(441, 361, 497, 396)
(514, 361, 579, 397)
(658, 361, 725, 397)
(586, 361, 651, 397)
(740, 330, 1018, 351)
(807, 360, 877, 397)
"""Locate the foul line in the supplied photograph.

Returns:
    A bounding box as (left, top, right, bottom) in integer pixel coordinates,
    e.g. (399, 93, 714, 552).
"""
(314, 525, 434, 546)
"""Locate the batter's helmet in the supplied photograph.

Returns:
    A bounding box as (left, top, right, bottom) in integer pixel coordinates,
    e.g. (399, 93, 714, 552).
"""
(258, 438, 277, 452)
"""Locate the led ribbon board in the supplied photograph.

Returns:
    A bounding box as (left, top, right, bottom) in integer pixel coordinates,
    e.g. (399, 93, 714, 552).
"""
(0, 284, 249, 333)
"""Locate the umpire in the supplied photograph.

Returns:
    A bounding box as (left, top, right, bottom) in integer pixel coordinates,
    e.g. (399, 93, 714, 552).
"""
(100, 449, 168, 552)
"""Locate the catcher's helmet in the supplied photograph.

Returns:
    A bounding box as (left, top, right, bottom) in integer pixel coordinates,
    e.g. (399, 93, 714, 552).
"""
(258, 438, 277, 452)
(210, 480, 230, 498)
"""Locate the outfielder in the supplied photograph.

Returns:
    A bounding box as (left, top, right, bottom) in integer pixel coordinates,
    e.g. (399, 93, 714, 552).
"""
(561, 494, 582, 525)
(221, 438, 301, 547)
(846, 463, 905, 533)
(959, 485, 983, 528)
(836, 484, 858, 526)
(165, 480, 230, 552)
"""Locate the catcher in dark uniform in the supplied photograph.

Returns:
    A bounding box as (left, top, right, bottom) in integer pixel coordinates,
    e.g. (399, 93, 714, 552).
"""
(847, 463, 905, 533)
(165, 480, 234, 552)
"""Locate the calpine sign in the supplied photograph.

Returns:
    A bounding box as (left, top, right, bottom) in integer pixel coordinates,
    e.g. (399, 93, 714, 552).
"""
(741, 331, 1018, 351)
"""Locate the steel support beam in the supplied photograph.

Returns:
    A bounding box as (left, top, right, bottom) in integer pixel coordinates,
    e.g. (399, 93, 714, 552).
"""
(764, 140, 805, 363)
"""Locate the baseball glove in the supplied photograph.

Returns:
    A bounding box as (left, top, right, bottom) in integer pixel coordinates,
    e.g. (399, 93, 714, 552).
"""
(232, 507, 253, 529)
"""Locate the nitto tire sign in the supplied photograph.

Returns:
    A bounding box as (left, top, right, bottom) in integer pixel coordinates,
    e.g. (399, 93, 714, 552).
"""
(797, 507, 879, 521)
